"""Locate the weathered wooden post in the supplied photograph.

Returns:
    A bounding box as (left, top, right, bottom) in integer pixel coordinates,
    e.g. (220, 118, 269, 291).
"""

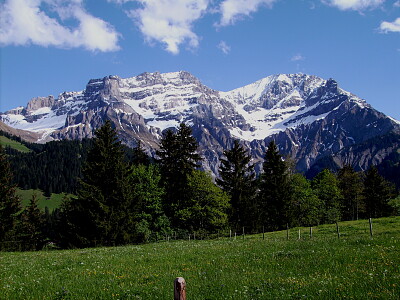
(336, 222, 340, 239)
(230, 229, 232, 239)
(263, 226, 265, 240)
(309, 226, 313, 239)
(369, 218, 373, 237)
(174, 277, 186, 300)
(242, 227, 245, 240)
(298, 228, 301, 240)
(286, 224, 289, 240)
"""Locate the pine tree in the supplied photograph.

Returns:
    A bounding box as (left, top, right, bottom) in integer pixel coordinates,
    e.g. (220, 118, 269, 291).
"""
(0, 144, 22, 250)
(363, 166, 395, 218)
(217, 140, 256, 231)
(258, 140, 290, 230)
(132, 140, 150, 166)
(65, 120, 134, 247)
(312, 169, 342, 224)
(20, 193, 45, 250)
(157, 123, 201, 225)
(337, 164, 364, 220)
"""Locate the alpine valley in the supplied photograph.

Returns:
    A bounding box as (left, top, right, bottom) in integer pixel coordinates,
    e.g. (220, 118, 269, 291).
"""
(1, 71, 400, 176)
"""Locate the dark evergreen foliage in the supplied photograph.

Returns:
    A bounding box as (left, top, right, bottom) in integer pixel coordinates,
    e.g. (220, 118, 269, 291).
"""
(157, 123, 201, 226)
(337, 165, 365, 220)
(363, 166, 396, 218)
(62, 121, 135, 247)
(217, 140, 256, 231)
(7, 138, 92, 194)
(258, 140, 290, 230)
(19, 193, 45, 250)
(0, 144, 22, 250)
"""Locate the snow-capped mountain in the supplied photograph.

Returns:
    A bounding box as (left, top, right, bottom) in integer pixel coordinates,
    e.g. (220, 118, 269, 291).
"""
(2, 71, 399, 175)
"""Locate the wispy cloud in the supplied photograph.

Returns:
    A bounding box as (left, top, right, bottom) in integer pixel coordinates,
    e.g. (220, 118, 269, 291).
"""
(217, 0, 278, 27)
(218, 40, 231, 54)
(0, 0, 121, 52)
(128, 0, 209, 55)
(322, 0, 385, 11)
(291, 54, 305, 61)
(394, 0, 400, 7)
(380, 18, 400, 33)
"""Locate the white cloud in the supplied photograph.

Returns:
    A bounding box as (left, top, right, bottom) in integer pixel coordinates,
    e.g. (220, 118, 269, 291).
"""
(323, 0, 385, 11)
(128, 0, 209, 55)
(291, 54, 305, 61)
(217, 0, 277, 26)
(218, 40, 231, 54)
(395, 1, 400, 7)
(380, 17, 400, 33)
(0, 0, 120, 52)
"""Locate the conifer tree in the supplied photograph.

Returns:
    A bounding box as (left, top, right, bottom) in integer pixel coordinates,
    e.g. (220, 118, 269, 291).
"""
(65, 121, 134, 247)
(217, 140, 256, 231)
(363, 166, 395, 218)
(258, 140, 290, 230)
(20, 193, 44, 250)
(337, 165, 364, 220)
(157, 123, 201, 225)
(132, 140, 150, 166)
(0, 144, 21, 249)
(312, 169, 342, 224)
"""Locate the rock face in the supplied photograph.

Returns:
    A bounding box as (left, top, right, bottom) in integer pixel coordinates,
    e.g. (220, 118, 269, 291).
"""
(1, 71, 399, 175)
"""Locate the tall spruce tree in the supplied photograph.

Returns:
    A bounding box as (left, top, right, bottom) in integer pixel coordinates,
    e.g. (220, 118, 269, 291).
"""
(132, 140, 150, 166)
(64, 121, 134, 247)
(337, 165, 364, 220)
(363, 166, 395, 218)
(157, 123, 201, 226)
(258, 140, 290, 230)
(217, 140, 256, 231)
(20, 193, 45, 250)
(0, 144, 21, 250)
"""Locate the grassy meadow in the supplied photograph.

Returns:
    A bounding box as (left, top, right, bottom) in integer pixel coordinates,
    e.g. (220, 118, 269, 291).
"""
(17, 189, 68, 212)
(0, 136, 31, 153)
(1, 217, 399, 299)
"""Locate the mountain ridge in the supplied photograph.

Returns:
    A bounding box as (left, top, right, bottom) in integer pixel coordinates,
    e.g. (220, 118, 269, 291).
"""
(1, 71, 399, 175)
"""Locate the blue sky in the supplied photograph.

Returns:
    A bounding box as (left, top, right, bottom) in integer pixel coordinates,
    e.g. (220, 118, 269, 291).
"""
(1, 0, 399, 119)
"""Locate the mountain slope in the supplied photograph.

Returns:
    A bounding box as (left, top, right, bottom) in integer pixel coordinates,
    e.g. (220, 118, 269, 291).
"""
(2, 71, 399, 175)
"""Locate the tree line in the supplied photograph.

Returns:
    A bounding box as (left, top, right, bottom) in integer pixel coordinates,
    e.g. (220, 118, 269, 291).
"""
(1, 122, 399, 250)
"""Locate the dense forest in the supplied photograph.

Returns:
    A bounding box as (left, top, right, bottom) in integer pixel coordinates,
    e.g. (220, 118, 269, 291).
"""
(1, 122, 399, 251)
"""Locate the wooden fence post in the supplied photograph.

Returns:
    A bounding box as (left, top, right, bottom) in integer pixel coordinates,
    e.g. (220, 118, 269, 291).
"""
(242, 227, 245, 240)
(336, 222, 340, 239)
(286, 224, 289, 240)
(309, 226, 313, 239)
(298, 229, 301, 240)
(263, 226, 265, 240)
(369, 218, 373, 237)
(174, 277, 186, 300)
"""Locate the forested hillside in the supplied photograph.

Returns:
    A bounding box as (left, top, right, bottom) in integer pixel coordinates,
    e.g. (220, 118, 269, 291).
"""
(0, 123, 399, 251)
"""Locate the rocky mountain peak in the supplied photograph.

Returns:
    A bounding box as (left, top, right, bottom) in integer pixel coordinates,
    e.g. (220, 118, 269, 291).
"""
(1, 71, 399, 177)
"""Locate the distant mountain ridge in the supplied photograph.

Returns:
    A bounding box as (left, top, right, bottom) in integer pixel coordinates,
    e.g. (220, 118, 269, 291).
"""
(2, 71, 399, 175)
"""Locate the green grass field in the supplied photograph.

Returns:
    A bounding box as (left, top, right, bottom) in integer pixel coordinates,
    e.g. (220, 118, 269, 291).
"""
(17, 189, 68, 212)
(1, 217, 399, 299)
(0, 136, 31, 153)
